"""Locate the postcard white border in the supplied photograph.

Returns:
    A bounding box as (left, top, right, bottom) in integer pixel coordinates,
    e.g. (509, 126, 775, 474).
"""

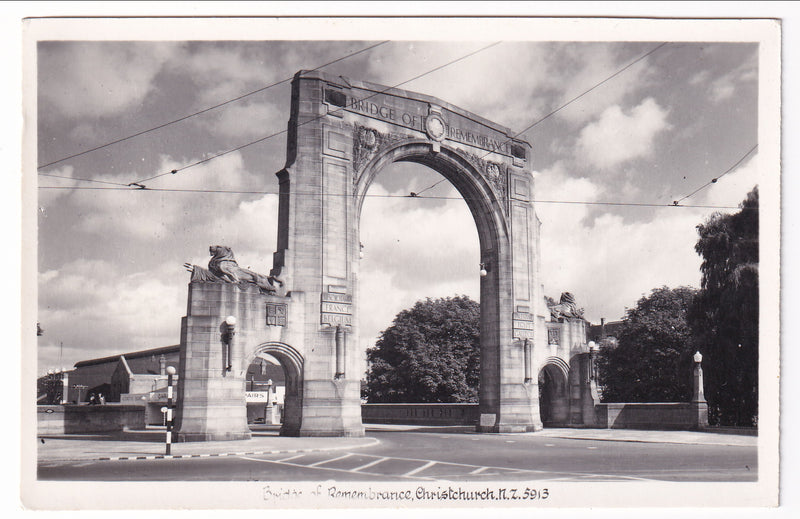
(12, 9, 788, 515)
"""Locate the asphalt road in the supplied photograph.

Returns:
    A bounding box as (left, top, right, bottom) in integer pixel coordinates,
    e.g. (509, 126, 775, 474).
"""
(38, 428, 757, 482)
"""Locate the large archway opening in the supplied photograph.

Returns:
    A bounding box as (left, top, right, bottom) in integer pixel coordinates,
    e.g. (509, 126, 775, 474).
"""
(355, 141, 510, 423)
(358, 160, 481, 402)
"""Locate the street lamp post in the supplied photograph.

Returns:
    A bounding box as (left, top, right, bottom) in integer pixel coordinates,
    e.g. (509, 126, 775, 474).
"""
(588, 341, 598, 382)
(223, 316, 236, 372)
(692, 351, 709, 428)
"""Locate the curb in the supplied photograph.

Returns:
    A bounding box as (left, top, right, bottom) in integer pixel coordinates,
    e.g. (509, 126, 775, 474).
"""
(543, 435, 755, 447)
(47, 437, 381, 463)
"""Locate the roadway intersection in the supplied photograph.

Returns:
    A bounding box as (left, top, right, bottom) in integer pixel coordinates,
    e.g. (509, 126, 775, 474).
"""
(38, 426, 757, 482)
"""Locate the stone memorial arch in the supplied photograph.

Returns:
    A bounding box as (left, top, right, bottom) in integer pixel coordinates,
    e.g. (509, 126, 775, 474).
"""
(173, 70, 595, 441)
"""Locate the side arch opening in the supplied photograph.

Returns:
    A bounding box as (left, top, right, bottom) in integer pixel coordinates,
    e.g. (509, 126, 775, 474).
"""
(538, 358, 570, 427)
(245, 343, 304, 437)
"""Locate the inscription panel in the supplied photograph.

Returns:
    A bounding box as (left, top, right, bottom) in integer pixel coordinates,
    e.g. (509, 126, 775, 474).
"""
(321, 302, 352, 315)
(323, 161, 348, 279)
(513, 329, 535, 340)
(512, 203, 531, 301)
(321, 313, 353, 326)
(512, 178, 530, 201)
(512, 319, 535, 330)
(321, 292, 352, 303)
(323, 127, 349, 159)
(343, 86, 517, 157)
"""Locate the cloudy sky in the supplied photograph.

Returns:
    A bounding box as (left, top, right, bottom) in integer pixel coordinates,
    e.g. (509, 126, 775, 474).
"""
(33, 26, 764, 374)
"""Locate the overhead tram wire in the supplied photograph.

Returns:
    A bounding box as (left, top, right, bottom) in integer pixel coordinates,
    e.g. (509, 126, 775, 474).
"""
(478, 42, 669, 162)
(128, 41, 503, 187)
(36, 41, 391, 171)
(38, 172, 130, 187)
(671, 144, 758, 206)
(36, 185, 745, 210)
(409, 43, 669, 198)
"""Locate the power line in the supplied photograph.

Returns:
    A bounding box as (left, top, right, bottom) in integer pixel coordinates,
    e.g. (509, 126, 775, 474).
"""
(672, 144, 758, 206)
(38, 172, 130, 187)
(479, 42, 669, 161)
(36, 41, 391, 171)
(411, 178, 447, 197)
(405, 43, 669, 197)
(36, 185, 746, 210)
(130, 41, 503, 187)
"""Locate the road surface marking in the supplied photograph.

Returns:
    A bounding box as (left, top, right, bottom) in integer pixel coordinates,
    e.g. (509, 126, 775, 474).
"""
(403, 461, 436, 476)
(307, 453, 352, 467)
(276, 454, 306, 462)
(351, 456, 389, 472)
(468, 466, 488, 475)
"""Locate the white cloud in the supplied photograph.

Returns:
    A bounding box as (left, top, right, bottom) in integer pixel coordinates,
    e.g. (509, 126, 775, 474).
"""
(697, 153, 759, 208)
(38, 165, 76, 207)
(545, 43, 659, 125)
(533, 150, 760, 324)
(73, 151, 256, 240)
(576, 98, 670, 170)
(535, 161, 705, 322)
(38, 260, 185, 369)
(709, 57, 758, 104)
(358, 184, 479, 348)
(171, 44, 281, 106)
(196, 101, 284, 139)
(39, 42, 179, 119)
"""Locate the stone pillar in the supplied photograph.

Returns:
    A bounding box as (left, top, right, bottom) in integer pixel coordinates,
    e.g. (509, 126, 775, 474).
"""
(692, 351, 709, 429)
(278, 73, 364, 437)
(173, 283, 252, 442)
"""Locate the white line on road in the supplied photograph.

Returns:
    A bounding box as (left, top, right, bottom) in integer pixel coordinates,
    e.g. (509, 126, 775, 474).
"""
(403, 461, 436, 477)
(307, 453, 353, 468)
(276, 454, 306, 463)
(351, 456, 389, 472)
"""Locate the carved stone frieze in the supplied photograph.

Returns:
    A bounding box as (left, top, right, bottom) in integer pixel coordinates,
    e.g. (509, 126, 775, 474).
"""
(461, 151, 509, 203)
(352, 125, 407, 174)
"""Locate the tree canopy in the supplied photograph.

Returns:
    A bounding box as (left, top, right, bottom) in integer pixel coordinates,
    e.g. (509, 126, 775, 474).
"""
(690, 186, 759, 426)
(597, 286, 699, 403)
(364, 296, 480, 403)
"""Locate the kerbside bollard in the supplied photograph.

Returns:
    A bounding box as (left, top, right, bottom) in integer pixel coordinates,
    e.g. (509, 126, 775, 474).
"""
(165, 365, 177, 455)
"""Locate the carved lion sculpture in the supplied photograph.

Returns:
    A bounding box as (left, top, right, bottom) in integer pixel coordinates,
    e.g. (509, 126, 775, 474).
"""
(548, 291, 584, 320)
(183, 245, 283, 294)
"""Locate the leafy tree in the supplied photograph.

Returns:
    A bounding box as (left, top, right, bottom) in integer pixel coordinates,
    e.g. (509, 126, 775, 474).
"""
(365, 296, 480, 403)
(597, 286, 698, 403)
(690, 187, 759, 426)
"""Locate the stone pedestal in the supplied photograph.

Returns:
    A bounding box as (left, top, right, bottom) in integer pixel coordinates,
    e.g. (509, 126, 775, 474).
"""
(173, 283, 253, 442)
(692, 357, 709, 428)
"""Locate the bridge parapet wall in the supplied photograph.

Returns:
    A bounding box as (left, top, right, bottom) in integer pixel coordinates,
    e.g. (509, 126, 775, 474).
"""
(362, 403, 479, 426)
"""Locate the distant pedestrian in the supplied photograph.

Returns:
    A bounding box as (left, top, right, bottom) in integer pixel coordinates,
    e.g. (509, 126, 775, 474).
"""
(98, 393, 106, 405)
(88, 393, 97, 405)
